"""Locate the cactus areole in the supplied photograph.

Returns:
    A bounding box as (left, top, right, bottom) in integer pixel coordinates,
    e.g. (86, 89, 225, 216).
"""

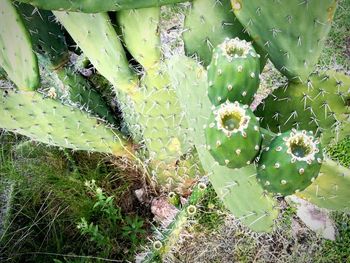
(205, 101, 261, 169)
(257, 129, 323, 196)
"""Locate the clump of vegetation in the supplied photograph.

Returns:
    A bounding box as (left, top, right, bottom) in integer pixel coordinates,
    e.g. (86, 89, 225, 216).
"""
(0, 134, 149, 262)
(194, 185, 226, 232)
(319, 212, 350, 263)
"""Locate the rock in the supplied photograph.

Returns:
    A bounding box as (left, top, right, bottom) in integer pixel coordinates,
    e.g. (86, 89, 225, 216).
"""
(151, 196, 179, 228)
(287, 195, 336, 240)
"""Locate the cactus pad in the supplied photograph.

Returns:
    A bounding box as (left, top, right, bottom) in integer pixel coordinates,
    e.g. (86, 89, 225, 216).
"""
(205, 101, 262, 168)
(0, 0, 39, 90)
(255, 70, 350, 145)
(296, 158, 350, 212)
(53, 11, 138, 94)
(17, 3, 68, 68)
(15, 0, 189, 13)
(117, 7, 161, 70)
(207, 38, 260, 106)
(231, 0, 338, 81)
(257, 129, 323, 196)
(183, 0, 249, 66)
(0, 89, 132, 157)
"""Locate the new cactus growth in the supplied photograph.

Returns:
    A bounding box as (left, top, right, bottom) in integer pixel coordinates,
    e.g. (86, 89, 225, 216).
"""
(0, 0, 39, 90)
(207, 37, 260, 106)
(205, 101, 261, 168)
(231, 0, 338, 81)
(257, 129, 323, 196)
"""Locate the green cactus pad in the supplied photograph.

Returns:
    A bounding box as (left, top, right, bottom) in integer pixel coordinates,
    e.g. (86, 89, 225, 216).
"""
(257, 129, 323, 196)
(117, 7, 161, 70)
(205, 101, 262, 168)
(183, 0, 248, 66)
(53, 11, 138, 94)
(38, 56, 117, 125)
(116, 7, 191, 163)
(0, 89, 132, 157)
(255, 70, 350, 145)
(231, 0, 337, 81)
(17, 3, 69, 68)
(168, 55, 278, 232)
(296, 158, 350, 212)
(207, 37, 260, 105)
(135, 66, 191, 163)
(15, 0, 190, 13)
(0, 0, 39, 90)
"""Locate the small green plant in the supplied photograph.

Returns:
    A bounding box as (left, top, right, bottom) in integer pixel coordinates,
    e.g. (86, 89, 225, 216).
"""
(77, 218, 111, 251)
(84, 179, 122, 223)
(122, 215, 146, 250)
(78, 180, 147, 256)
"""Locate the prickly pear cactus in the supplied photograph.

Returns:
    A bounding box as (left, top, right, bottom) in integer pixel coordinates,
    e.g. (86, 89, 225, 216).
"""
(0, 88, 132, 156)
(117, 7, 161, 70)
(257, 129, 323, 196)
(205, 101, 261, 168)
(207, 38, 260, 105)
(54, 9, 197, 191)
(231, 0, 338, 81)
(0, 0, 39, 90)
(15, 0, 190, 12)
(16, 2, 69, 68)
(255, 70, 350, 145)
(168, 55, 278, 232)
(38, 55, 117, 125)
(183, 0, 248, 66)
(296, 158, 350, 212)
(53, 11, 139, 94)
